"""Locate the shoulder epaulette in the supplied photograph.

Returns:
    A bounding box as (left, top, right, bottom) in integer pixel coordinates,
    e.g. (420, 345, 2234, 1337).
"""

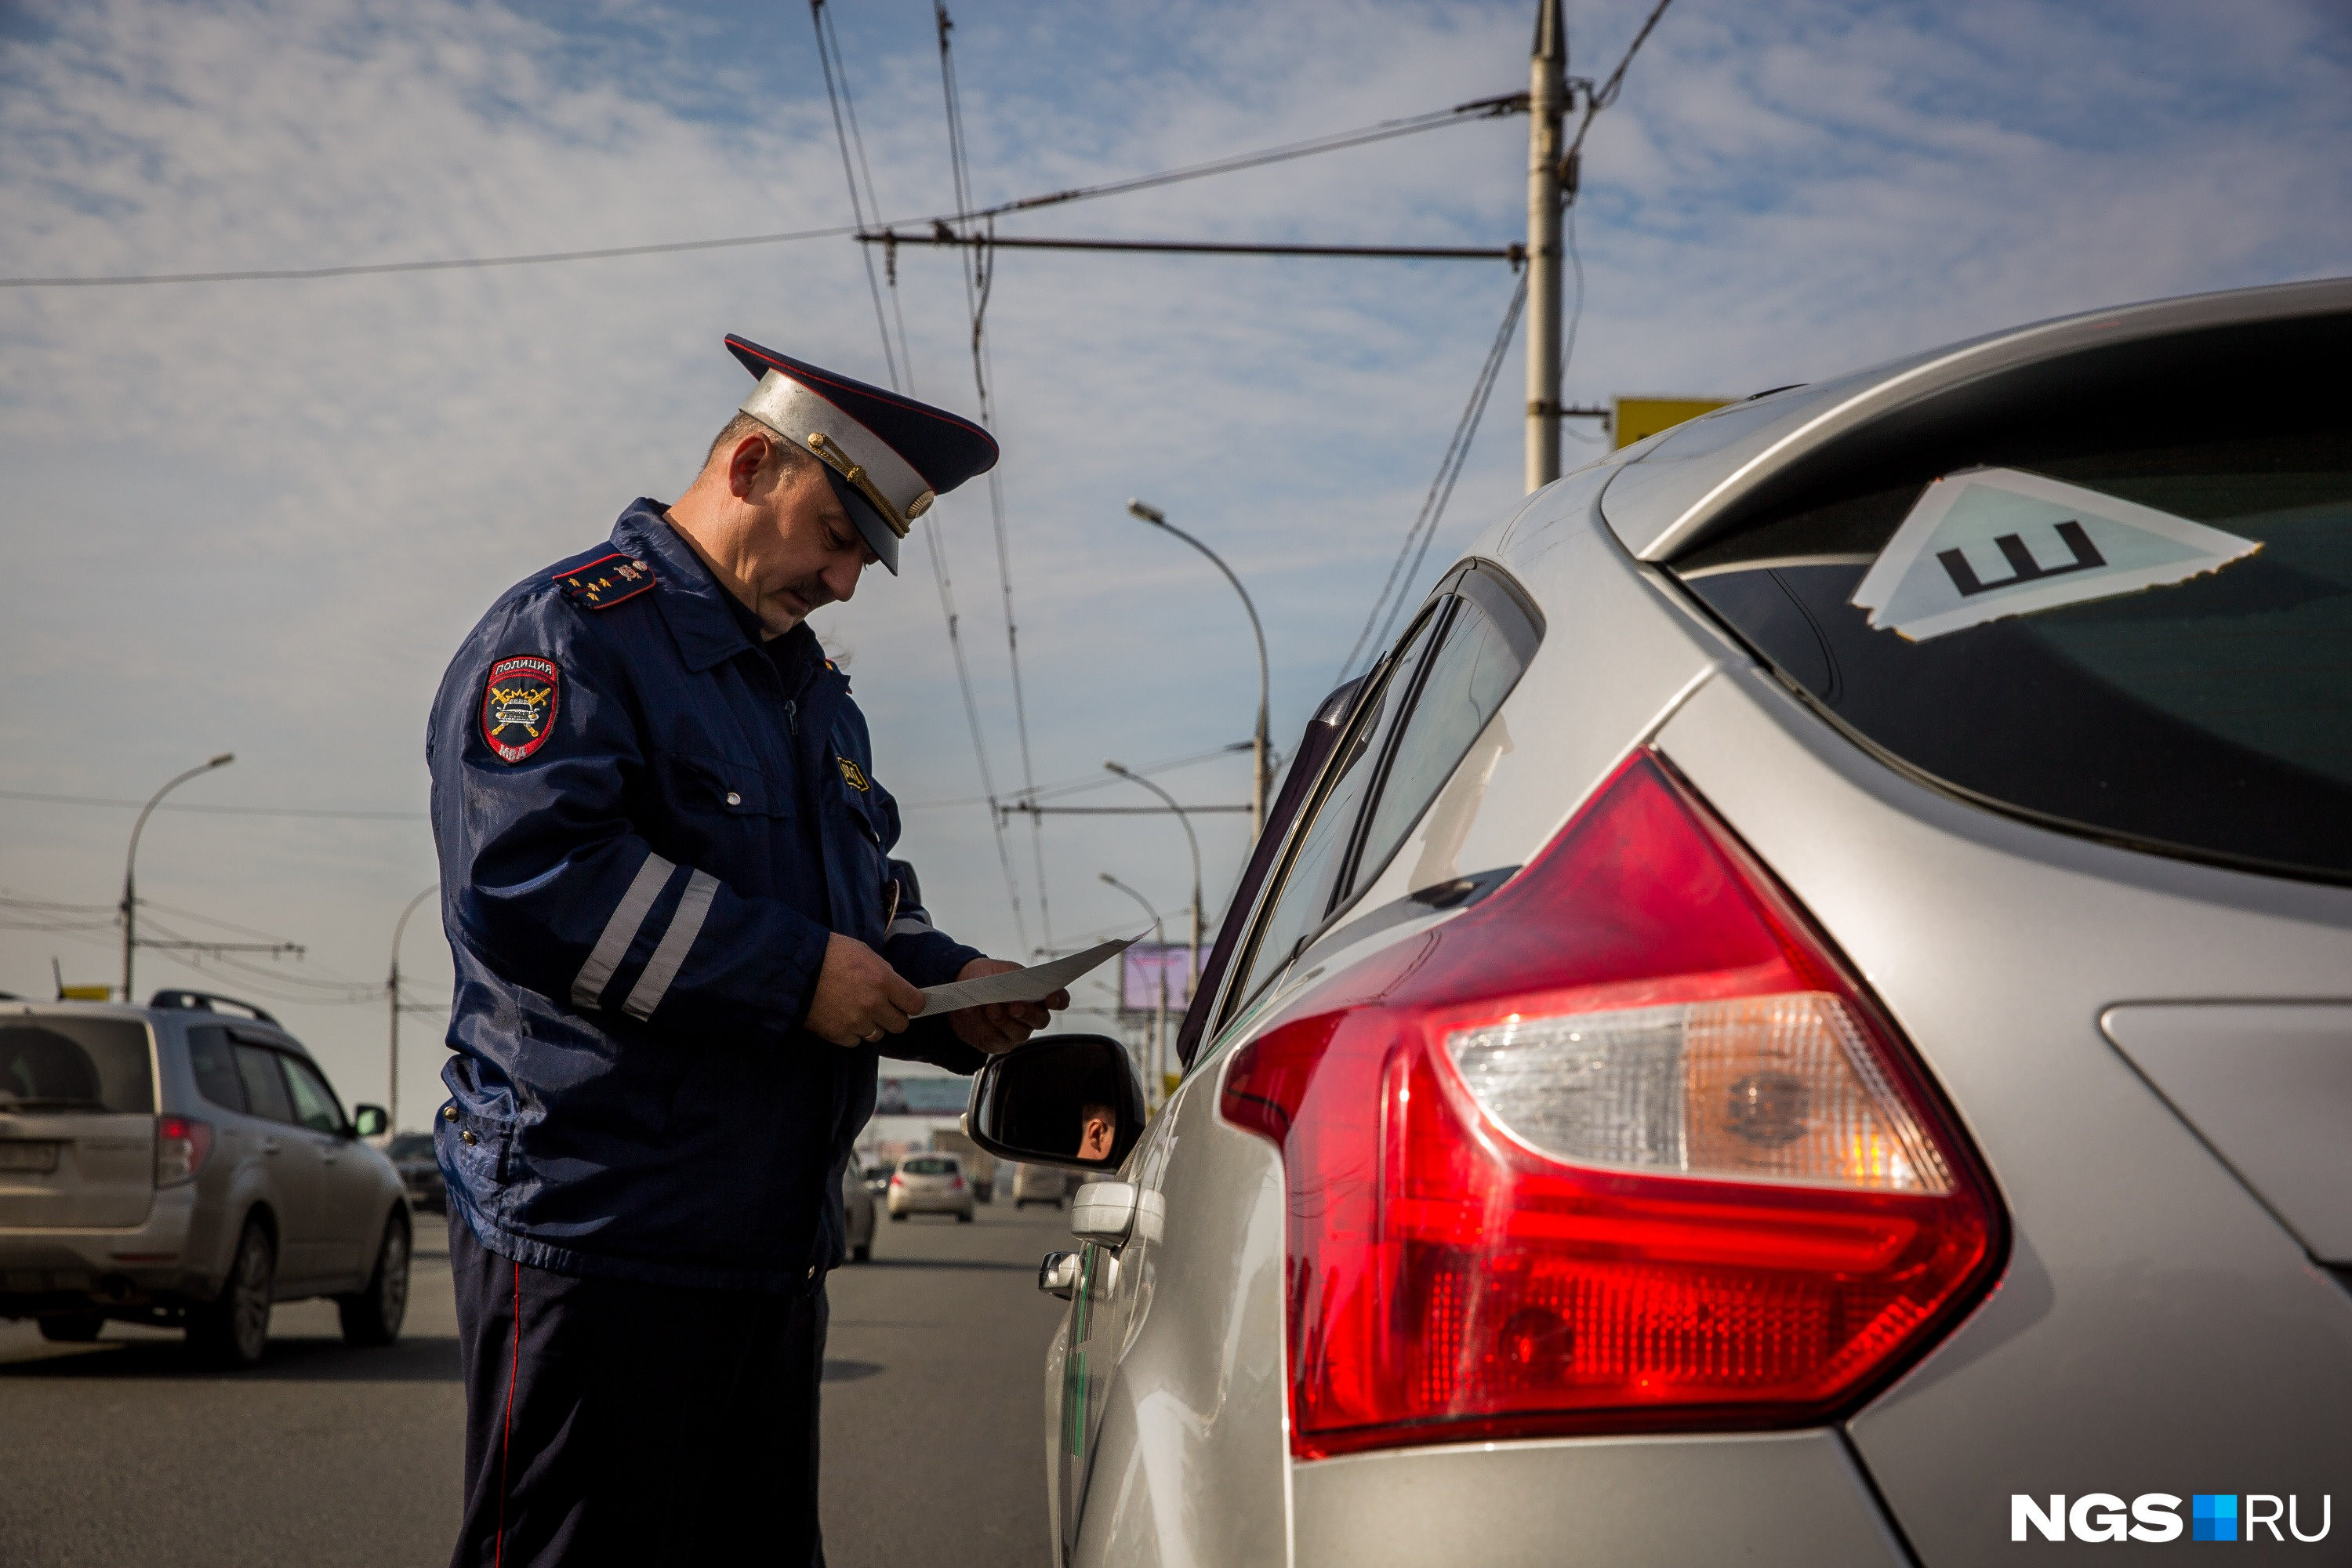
(554, 553, 656, 611)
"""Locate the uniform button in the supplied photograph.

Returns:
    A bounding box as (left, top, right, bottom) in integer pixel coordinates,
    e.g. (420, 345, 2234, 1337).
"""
(461, 1130, 478, 1145)
(725, 792, 742, 806)
(807, 1265, 817, 1279)
(442, 1106, 458, 1123)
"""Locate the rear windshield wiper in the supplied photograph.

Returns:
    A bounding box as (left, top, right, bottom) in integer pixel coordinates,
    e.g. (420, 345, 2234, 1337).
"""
(0, 1097, 114, 1112)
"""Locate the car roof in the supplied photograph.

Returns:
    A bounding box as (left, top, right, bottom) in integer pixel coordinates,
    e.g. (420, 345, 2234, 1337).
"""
(1583, 275, 2352, 564)
(2, 1000, 317, 1060)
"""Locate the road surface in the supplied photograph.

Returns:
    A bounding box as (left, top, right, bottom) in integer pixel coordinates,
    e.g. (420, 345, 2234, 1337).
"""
(0, 1195, 1076, 1566)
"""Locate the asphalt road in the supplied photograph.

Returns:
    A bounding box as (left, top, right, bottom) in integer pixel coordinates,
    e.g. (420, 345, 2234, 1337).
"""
(0, 1195, 1077, 1567)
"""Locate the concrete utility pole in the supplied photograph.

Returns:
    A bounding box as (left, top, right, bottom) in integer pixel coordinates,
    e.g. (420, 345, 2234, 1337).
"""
(388, 884, 437, 1133)
(121, 753, 234, 1003)
(1123, 499, 1270, 841)
(1525, 0, 1567, 493)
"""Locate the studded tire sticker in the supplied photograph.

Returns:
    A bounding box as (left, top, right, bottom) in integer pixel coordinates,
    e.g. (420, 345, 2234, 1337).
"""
(1849, 466, 2261, 642)
(481, 655, 561, 764)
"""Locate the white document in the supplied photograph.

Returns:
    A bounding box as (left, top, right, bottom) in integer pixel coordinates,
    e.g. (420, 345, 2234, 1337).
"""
(1849, 466, 2260, 642)
(917, 934, 1141, 1015)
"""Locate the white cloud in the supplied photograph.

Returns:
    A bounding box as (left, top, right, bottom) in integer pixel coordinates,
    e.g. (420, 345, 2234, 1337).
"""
(2, 0, 2343, 1109)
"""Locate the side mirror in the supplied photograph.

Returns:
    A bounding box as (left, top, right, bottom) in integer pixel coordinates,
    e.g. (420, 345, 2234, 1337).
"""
(351, 1104, 390, 1138)
(965, 1034, 1146, 1174)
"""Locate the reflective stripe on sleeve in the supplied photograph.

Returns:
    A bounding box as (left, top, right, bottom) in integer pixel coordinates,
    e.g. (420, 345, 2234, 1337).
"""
(570, 852, 676, 1009)
(621, 869, 719, 1021)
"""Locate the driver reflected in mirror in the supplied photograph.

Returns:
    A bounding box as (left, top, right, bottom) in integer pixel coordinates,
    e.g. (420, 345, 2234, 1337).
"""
(1077, 1102, 1117, 1163)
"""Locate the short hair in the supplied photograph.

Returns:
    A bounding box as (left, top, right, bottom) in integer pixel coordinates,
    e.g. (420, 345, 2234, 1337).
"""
(704, 410, 816, 477)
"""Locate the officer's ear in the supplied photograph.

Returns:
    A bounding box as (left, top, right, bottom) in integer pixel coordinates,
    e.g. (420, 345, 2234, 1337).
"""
(726, 433, 777, 500)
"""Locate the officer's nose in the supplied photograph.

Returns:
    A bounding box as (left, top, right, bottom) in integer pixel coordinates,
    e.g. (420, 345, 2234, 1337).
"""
(823, 557, 862, 604)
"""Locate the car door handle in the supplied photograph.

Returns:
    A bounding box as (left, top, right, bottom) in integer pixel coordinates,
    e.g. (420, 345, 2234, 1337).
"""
(1040, 1250, 1079, 1298)
(260, 1138, 281, 1156)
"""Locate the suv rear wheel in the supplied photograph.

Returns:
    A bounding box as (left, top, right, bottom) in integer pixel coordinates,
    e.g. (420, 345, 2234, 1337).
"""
(187, 1217, 274, 1368)
(338, 1208, 411, 1348)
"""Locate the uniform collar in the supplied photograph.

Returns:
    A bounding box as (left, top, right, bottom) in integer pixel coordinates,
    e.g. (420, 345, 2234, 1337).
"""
(614, 499, 758, 674)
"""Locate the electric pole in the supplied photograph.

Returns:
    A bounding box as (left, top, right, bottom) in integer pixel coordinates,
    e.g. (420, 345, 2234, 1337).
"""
(1526, 0, 1566, 493)
(389, 884, 437, 1134)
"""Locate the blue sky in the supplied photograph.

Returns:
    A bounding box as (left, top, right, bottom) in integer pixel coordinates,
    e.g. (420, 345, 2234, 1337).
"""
(2, 0, 2346, 1118)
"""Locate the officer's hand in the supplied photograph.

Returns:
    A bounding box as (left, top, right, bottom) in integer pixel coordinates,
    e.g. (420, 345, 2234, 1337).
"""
(807, 934, 927, 1047)
(949, 957, 1069, 1055)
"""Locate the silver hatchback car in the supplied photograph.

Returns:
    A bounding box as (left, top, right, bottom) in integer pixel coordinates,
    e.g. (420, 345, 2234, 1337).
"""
(0, 990, 410, 1367)
(974, 278, 2350, 1565)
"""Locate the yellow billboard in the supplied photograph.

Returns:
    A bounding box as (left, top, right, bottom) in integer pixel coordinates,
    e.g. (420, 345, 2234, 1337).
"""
(1615, 396, 1731, 449)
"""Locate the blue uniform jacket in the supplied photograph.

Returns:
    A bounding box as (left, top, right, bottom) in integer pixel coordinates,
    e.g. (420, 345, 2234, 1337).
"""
(427, 499, 984, 1292)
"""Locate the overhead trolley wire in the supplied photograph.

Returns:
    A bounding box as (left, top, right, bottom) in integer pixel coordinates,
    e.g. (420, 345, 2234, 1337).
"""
(807, 0, 1032, 956)
(936, 1, 1054, 955)
(1334, 268, 1530, 681)
(0, 91, 1528, 291)
(809, 0, 906, 390)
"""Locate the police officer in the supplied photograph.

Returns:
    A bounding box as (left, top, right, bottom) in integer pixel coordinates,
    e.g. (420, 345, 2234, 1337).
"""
(427, 336, 1064, 1567)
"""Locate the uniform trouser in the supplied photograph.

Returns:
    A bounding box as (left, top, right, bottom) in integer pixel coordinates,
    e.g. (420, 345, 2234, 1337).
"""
(448, 1212, 828, 1567)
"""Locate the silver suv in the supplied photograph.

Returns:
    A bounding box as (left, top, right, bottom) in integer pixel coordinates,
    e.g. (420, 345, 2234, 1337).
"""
(0, 989, 410, 1367)
(974, 278, 2351, 1566)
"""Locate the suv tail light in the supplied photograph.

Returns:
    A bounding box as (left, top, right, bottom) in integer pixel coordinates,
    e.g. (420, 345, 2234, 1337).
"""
(1221, 751, 2002, 1459)
(155, 1115, 213, 1187)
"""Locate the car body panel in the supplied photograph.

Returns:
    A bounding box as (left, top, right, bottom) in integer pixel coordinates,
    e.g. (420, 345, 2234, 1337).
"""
(1650, 663, 2352, 1565)
(1064, 1074, 1290, 1568)
(0, 1110, 157, 1229)
(2099, 1003, 2352, 1264)
(1290, 1431, 1908, 1568)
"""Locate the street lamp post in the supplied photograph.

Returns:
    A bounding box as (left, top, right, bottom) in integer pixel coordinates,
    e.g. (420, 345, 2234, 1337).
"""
(1124, 499, 1271, 842)
(388, 884, 437, 1134)
(1098, 873, 1167, 1107)
(121, 753, 234, 1003)
(1103, 761, 1203, 1015)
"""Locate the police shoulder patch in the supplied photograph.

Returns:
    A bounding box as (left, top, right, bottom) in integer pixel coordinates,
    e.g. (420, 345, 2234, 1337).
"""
(837, 756, 870, 792)
(481, 655, 561, 764)
(554, 554, 656, 610)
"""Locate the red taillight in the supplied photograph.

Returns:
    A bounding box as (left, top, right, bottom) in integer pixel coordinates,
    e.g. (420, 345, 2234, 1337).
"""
(155, 1115, 213, 1187)
(948, 1175, 965, 1189)
(1221, 751, 2002, 1459)
(889, 1174, 903, 1187)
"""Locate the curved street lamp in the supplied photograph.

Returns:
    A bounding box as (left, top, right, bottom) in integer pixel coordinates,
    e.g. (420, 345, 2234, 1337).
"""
(1124, 499, 1271, 841)
(121, 753, 234, 1002)
(388, 884, 438, 1133)
(1103, 760, 1203, 1007)
(1099, 873, 1168, 1107)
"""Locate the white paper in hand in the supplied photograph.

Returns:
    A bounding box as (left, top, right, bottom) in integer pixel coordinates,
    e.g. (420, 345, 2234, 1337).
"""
(917, 934, 1142, 1015)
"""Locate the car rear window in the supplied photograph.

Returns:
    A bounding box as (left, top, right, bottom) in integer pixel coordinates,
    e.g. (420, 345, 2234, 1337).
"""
(0, 1017, 154, 1112)
(901, 1156, 956, 1175)
(1675, 365, 2351, 881)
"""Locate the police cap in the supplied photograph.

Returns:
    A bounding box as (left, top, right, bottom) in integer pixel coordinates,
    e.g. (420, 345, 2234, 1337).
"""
(725, 335, 999, 575)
